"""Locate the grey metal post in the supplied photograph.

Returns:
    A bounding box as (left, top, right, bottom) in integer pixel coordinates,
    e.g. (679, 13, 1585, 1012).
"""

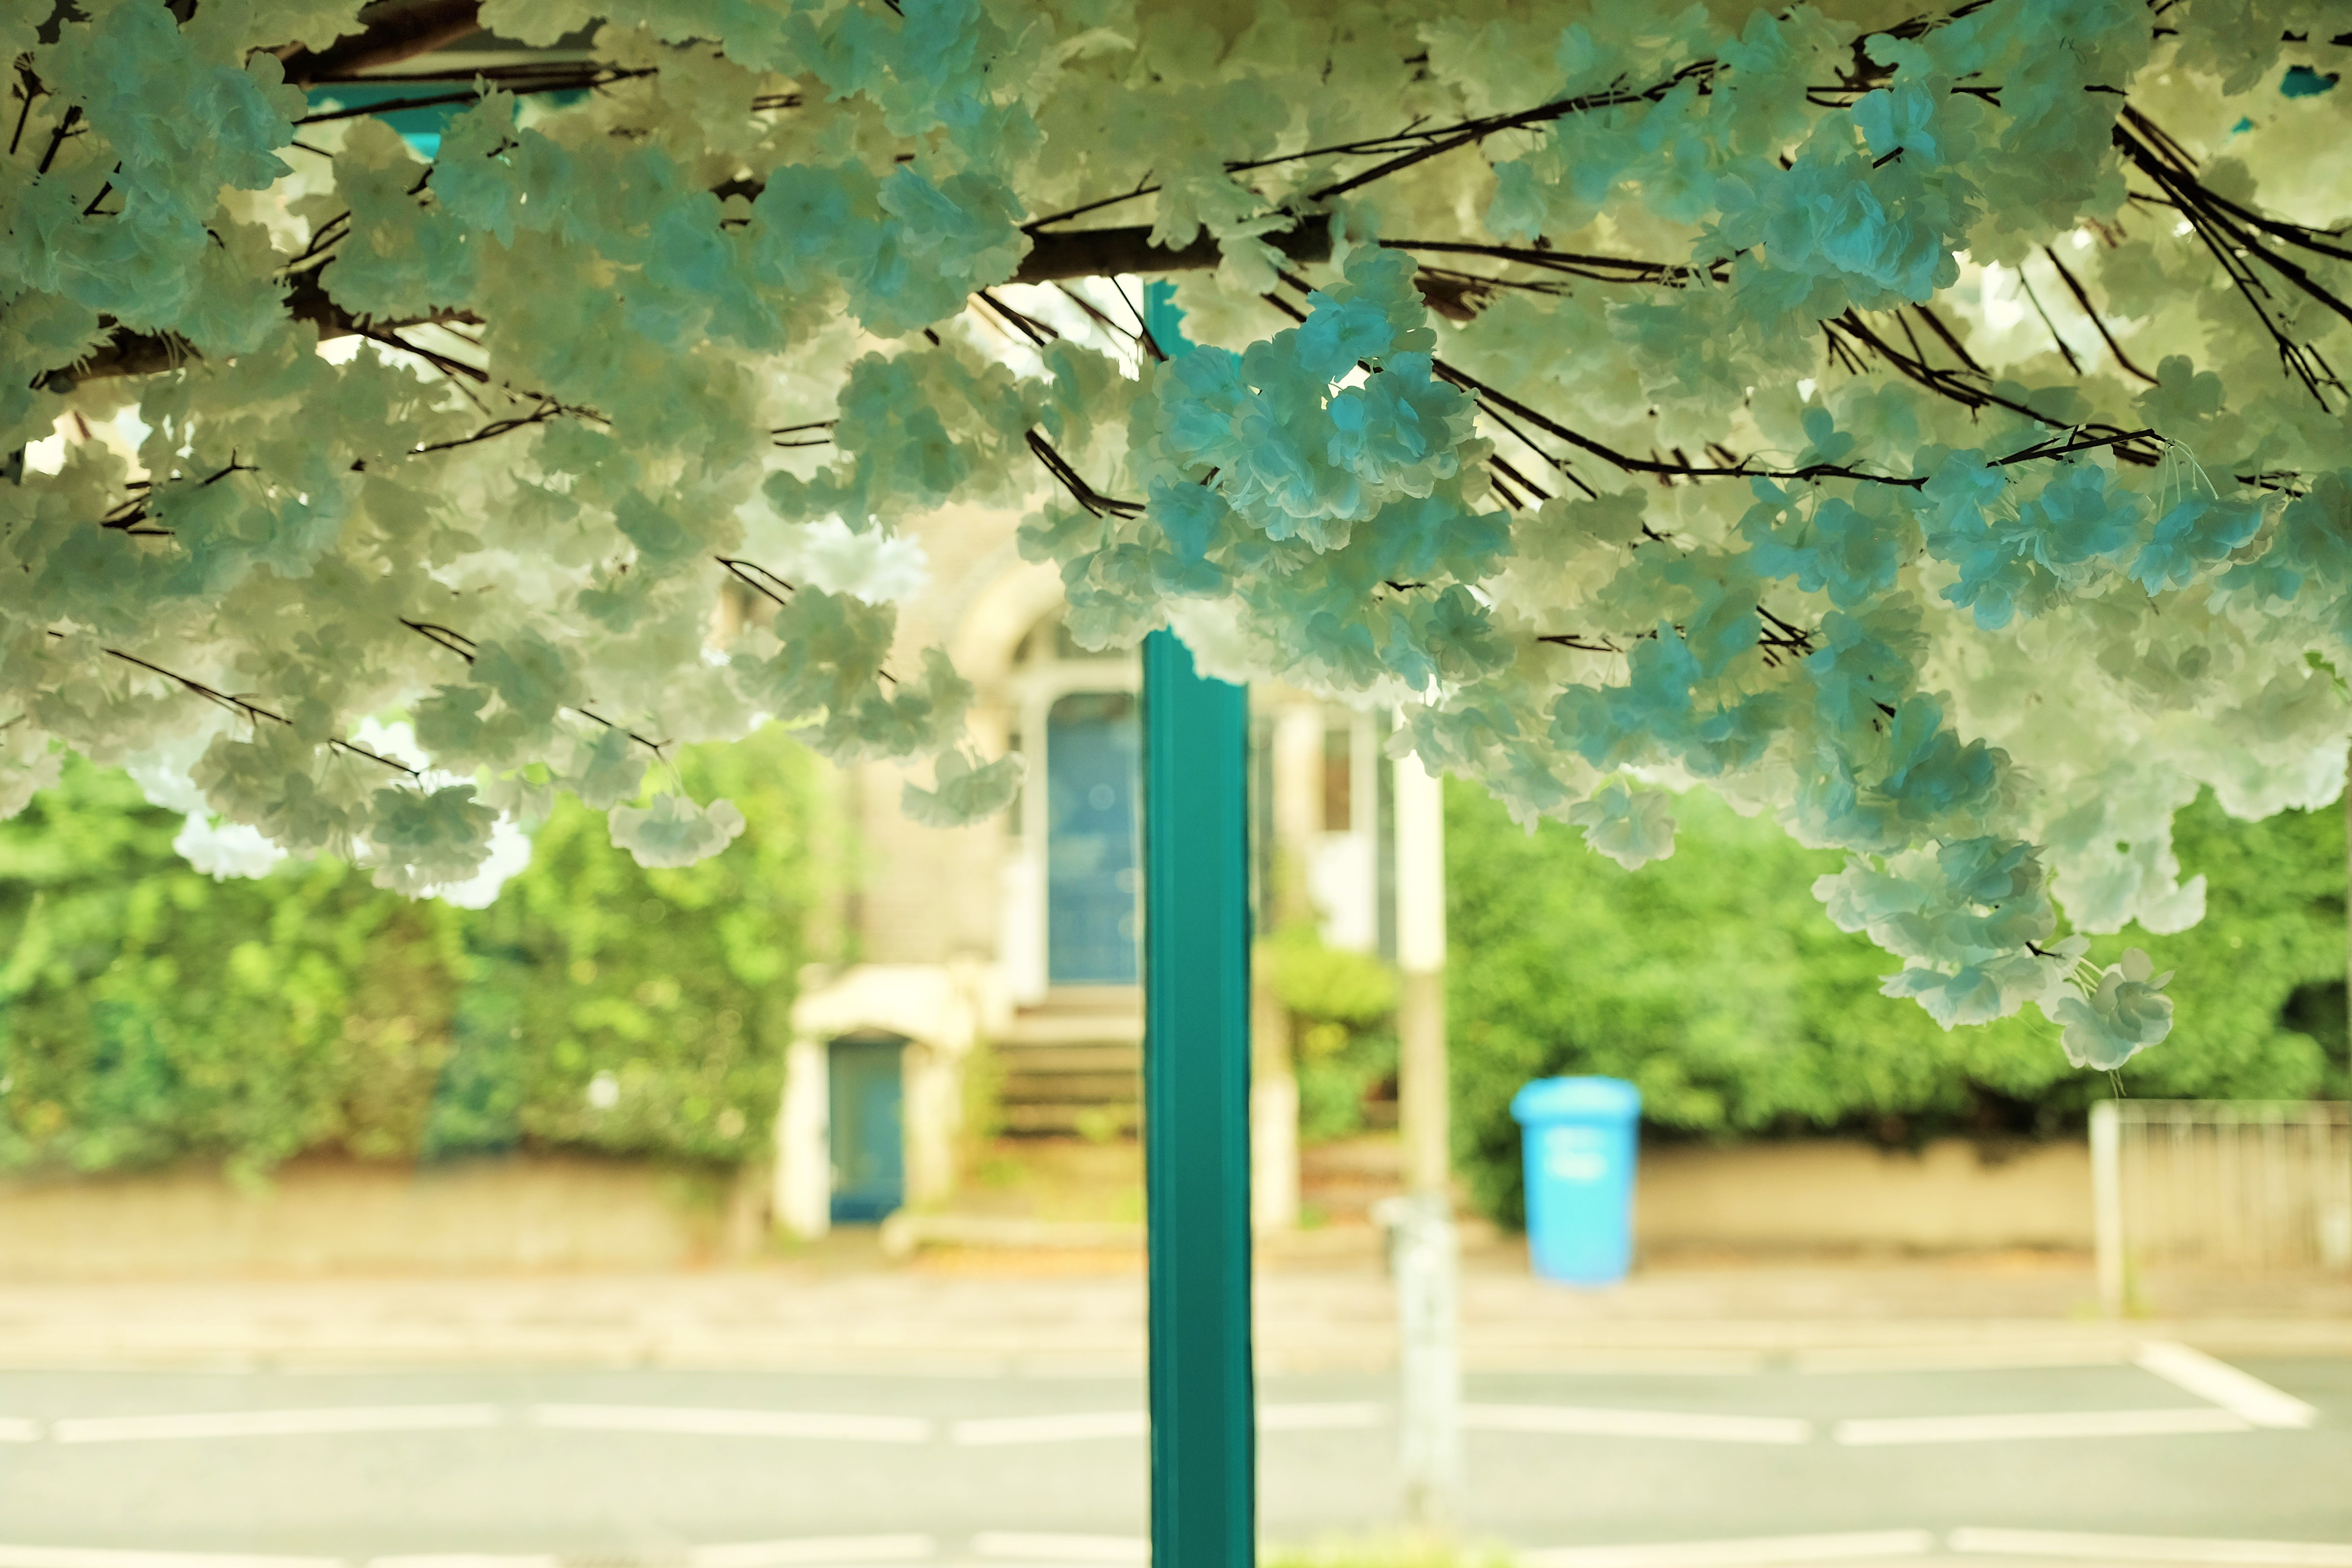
(2091, 1099, 2125, 1317)
(1391, 748, 1459, 1527)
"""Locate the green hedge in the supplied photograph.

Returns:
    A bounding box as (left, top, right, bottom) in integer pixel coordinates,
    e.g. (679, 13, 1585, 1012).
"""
(0, 729, 823, 1179)
(1447, 782, 2348, 1225)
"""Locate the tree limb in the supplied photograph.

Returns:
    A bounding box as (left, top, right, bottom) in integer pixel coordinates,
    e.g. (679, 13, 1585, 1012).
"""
(276, 0, 487, 86)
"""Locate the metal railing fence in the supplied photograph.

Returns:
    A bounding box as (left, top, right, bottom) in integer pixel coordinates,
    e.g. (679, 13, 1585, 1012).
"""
(2092, 1099, 2352, 1315)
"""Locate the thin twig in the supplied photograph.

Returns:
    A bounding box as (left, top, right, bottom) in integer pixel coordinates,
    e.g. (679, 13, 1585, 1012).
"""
(715, 556, 798, 609)
(1025, 430, 1144, 518)
(2041, 245, 2159, 384)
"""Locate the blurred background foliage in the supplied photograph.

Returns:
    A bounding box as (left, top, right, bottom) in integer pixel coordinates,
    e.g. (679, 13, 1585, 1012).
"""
(1448, 782, 2352, 1225)
(1260, 921, 1401, 1143)
(0, 728, 823, 1180)
(5, 730, 2343, 1209)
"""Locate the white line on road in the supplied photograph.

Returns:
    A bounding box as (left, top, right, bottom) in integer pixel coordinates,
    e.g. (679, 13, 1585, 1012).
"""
(688, 1537, 937, 1568)
(368, 1556, 559, 1568)
(50, 1405, 502, 1445)
(0, 1418, 38, 1442)
(970, 1535, 1149, 1564)
(1834, 1406, 2252, 1446)
(0, 1549, 341, 1568)
(1794, 1344, 2134, 1374)
(2136, 1341, 2322, 1429)
(1520, 1529, 1935, 1568)
(949, 1411, 1146, 1445)
(947, 1402, 1384, 1445)
(531, 1405, 931, 1443)
(1950, 1527, 2352, 1566)
(1461, 1403, 1813, 1445)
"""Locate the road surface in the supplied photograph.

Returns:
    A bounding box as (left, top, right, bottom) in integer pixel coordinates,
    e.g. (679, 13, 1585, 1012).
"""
(0, 1348, 2344, 1566)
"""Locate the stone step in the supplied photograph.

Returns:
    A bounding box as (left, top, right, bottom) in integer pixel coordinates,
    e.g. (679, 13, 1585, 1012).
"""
(992, 1044, 1140, 1074)
(1000, 1071, 1140, 1104)
(999, 1102, 1141, 1136)
(992, 996, 1145, 1139)
(1000, 1010, 1144, 1048)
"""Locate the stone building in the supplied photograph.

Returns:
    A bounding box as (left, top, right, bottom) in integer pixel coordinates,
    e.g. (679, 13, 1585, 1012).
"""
(772, 504, 1399, 1236)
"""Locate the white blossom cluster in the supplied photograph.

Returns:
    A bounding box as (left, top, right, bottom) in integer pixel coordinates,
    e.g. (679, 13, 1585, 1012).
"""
(6, 0, 2352, 1066)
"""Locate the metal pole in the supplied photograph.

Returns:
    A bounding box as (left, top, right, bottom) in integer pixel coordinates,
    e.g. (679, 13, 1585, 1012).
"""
(2091, 1099, 2124, 1317)
(1141, 282, 1255, 1568)
(1391, 748, 1459, 1528)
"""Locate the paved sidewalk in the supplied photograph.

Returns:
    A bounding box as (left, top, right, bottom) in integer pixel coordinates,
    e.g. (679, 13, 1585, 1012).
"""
(0, 1243, 2345, 1372)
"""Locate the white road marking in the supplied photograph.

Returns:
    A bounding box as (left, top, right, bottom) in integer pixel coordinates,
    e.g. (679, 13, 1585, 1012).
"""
(688, 1537, 937, 1568)
(1461, 1403, 1812, 1445)
(2136, 1341, 2321, 1429)
(949, 1411, 1146, 1445)
(1521, 1529, 1935, 1568)
(0, 1550, 340, 1568)
(1795, 1344, 2132, 1374)
(1950, 1527, 2352, 1565)
(944, 1402, 1384, 1445)
(368, 1556, 558, 1568)
(50, 1405, 501, 1445)
(1835, 1406, 2252, 1446)
(0, 1418, 38, 1442)
(530, 1405, 931, 1443)
(1258, 1401, 1384, 1430)
(970, 1535, 1149, 1564)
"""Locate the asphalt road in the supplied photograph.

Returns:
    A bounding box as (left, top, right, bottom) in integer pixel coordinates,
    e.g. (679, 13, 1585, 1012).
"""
(1, 1351, 2346, 1565)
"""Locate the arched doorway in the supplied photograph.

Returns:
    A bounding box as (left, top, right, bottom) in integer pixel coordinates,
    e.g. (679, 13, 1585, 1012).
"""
(1006, 612, 1142, 997)
(827, 1029, 907, 1224)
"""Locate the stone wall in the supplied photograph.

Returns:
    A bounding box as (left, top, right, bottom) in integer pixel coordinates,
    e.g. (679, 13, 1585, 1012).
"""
(1636, 1137, 2093, 1254)
(0, 1137, 2092, 1279)
(0, 1156, 764, 1280)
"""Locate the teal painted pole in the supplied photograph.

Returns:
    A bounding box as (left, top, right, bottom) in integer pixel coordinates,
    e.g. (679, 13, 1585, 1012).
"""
(1141, 281, 1255, 1568)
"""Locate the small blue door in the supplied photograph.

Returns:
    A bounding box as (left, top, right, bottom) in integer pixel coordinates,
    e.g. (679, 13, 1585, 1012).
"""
(829, 1035, 905, 1224)
(1047, 691, 1141, 985)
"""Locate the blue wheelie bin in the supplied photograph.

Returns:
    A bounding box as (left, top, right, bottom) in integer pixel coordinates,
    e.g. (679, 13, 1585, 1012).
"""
(1510, 1076, 1642, 1285)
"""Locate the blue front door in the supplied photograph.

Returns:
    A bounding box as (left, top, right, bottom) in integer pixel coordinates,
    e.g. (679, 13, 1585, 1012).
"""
(1046, 691, 1141, 985)
(828, 1035, 904, 1224)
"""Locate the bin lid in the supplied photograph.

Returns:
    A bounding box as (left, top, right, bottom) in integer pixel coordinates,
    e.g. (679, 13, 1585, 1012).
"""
(1510, 1076, 1642, 1124)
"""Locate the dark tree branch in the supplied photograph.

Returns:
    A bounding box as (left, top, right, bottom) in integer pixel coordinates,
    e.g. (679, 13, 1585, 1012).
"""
(1429, 355, 1926, 490)
(406, 402, 573, 455)
(57, 635, 422, 777)
(1012, 222, 1335, 283)
(1308, 63, 1720, 203)
(568, 704, 669, 754)
(2040, 244, 2159, 384)
(294, 67, 655, 124)
(1026, 429, 1144, 519)
(1911, 303, 1988, 376)
(972, 288, 1059, 348)
(715, 556, 797, 609)
(1383, 237, 1732, 287)
(399, 616, 669, 752)
(34, 102, 80, 175)
(2115, 107, 2352, 409)
(398, 617, 477, 662)
(2015, 268, 2084, 374)
(276, 0, 487, 86)
(1822, 311, 2164, 466)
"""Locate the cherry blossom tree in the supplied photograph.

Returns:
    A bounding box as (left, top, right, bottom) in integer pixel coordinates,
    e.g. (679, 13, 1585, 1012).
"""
(9, 0, 2352, 1067)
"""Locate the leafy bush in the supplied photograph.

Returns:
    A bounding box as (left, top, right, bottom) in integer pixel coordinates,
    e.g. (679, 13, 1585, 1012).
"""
(1448, 782, 2346, 1225)
(1261, 921, 1400, 1142)
(0, 729, 822, 1179)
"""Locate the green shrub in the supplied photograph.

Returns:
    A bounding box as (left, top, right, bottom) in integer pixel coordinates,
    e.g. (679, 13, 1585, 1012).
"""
(0, 727, 822, 1179)
(1447, 782, 2346, 1225)
(1262, 921, 1401, 1142)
